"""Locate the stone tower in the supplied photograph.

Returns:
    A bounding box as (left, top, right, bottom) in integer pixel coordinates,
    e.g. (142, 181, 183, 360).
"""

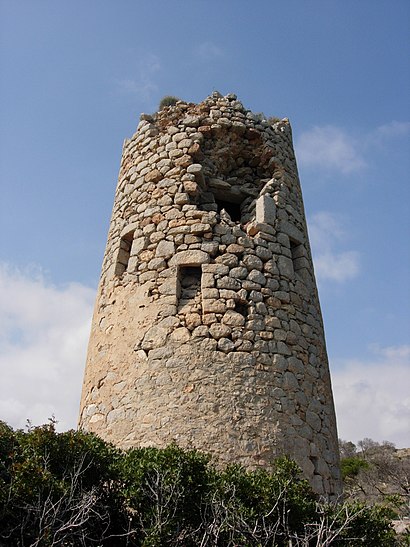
(79, 92, 341, 496)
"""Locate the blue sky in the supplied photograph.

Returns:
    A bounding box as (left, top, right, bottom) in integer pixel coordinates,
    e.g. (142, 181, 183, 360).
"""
(1, 0, 409, 446)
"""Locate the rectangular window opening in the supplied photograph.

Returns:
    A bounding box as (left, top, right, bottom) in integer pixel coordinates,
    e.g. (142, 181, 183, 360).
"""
(215, 198, 242, 223)
(115, 231, 134, 276)
(178, 266, 202, 313)
(290, 239, 303, 274)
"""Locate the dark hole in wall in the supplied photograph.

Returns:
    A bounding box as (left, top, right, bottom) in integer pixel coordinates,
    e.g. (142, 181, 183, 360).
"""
(235, 301, 248, 318)
(289, 239, 303, 273)
(215, 199, 242, 222)
(115, 231, 134, 276)
(178, 266, 202, 312)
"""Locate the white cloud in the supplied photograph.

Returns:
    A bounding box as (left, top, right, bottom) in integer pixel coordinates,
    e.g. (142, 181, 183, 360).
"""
(313, 251, 360, 283)
(296, 120, 409, 174)
(296, 125, 366, 173)
(116, 53, 161, 103)
(308, 212, 360, 282)
(368, 120, 410, 145)
(0, 263, 94, 431)
(195, 42, 225, 61)
(332, 345, 410, 448)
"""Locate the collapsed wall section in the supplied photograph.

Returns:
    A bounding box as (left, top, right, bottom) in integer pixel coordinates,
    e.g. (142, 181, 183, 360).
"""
(79, 92, 341, 497)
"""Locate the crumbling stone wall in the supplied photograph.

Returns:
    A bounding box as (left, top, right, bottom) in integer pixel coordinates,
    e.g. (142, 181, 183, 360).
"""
(79, 92, 341, 497)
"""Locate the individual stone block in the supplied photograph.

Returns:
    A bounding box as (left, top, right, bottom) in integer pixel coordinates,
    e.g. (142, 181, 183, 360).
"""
(248, 270, 266, 285)
(279, 220, 304, 244)
(217, 337, 235, 352)
(222, 310, 246, 327)
(190, 223, 212, 234)
(255, 194, 276, 225)
(155, 240, 175, 258)
(201, 273, 215, 288)
(141, 326, 168, 350)
(145, 169, 162, 183)
(209, 323, 232, 339)
(170, 327, 191, 343)
(230, 266, 248, 279)
(202, 299, 226, 313)
(242, 255, 263, 271)
(174, 193, 190, 205)
(169, 250, 210, 266)
(277, 256, 294, 279)
(216, 276, 241, 290)
(187, 163, 203, 174)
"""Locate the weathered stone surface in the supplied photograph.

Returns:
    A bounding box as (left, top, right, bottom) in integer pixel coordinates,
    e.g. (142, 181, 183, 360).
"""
(278, 255, 294, 278)
(187, 163, 203, 174)
(217, 337, 235, 352)
(202, 299, 226, 313)
(216, 276, 241, 290)
(256, 194, 276, 224)
(185, 313, 201, 329)
(174, 192, 190, 205)
(80, 92, 341, 499)
(169, 250, 210, 266)
(209, 323, 232, 339)
(141, 326, 168, 350)
(226, 243, 244, 255)
(222, 310, 246, 327)
(170, 327, 191, 343)
(229, 266, 248, 279)
(242, 255, 263, 271)
(190, 223, 212, 234)
(279, 220, 304, 244)
(248, 269, 266, 285)
(145, 169, 162, 183)
(155, 240, 175, 258)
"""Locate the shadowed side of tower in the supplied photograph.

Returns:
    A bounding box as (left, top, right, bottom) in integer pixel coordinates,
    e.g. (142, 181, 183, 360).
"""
(79, 92, 341, 497)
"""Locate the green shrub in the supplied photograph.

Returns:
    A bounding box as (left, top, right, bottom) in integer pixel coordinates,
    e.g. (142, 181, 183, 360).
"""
(341, 455, 370, 479)
(120, 444, 212, 545)
(332, 502, 397, 546)
(0, 420, 126, 546)
(158, 95, 180, 110)
(0, 420, 400, 546)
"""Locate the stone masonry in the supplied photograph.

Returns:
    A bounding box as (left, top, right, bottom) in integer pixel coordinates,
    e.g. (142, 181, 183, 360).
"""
(79, 92, 341, 497)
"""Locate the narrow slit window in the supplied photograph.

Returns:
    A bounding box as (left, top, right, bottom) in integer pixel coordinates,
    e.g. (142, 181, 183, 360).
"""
(178, 266, 202, 313)
(290, 239, 304, 274)
(115, 231, 134, 276)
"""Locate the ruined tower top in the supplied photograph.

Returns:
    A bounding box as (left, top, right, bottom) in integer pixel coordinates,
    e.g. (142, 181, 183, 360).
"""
(79, 92, 341, 497)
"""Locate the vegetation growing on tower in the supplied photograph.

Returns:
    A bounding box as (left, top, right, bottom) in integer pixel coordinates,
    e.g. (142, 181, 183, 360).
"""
(158, 95, 181, 110)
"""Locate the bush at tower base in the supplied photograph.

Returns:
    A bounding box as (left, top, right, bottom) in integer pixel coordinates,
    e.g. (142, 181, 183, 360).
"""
(0, 420, 398, 547)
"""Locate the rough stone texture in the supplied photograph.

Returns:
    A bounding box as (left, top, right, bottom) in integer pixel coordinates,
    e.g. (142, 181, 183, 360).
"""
(79, 92, 342, 497)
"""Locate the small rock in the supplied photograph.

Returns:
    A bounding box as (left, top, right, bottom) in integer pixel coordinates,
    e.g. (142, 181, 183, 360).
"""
(218, 337, 235, 352)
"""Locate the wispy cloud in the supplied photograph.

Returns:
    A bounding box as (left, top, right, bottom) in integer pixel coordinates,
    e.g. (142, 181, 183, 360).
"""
(332, 345, 410, 447)
(308, 212, 360, 282)
(296, 126, 365, 173)
(313, 251, 360, 283)
(296, 121, 410, 174)
(366, 120, 410, 146)
(116, 53, 161, 103)
(195, 42, 225, 61)
(0, 263, 94, 431)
